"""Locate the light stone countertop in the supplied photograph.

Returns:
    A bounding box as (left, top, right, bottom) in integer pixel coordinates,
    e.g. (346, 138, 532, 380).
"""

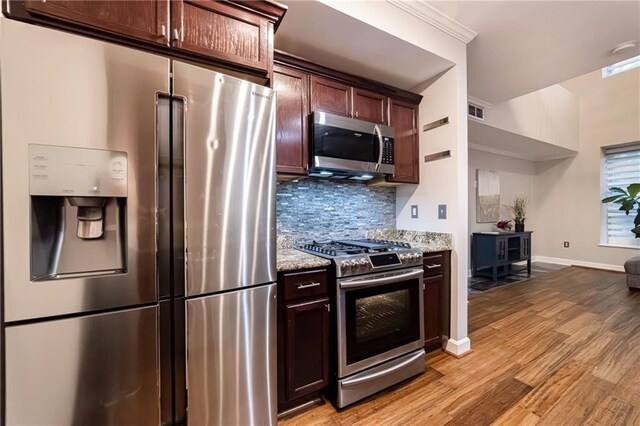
(366, 229, 453, 254)
(276, 235, 331, 272)
(276, 248, 331, 272)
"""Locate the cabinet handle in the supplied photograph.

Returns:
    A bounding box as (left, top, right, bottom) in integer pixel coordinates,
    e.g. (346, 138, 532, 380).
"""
(297, 281, 321, 290)
(426, 264, 442, 269)
(326, 304, 330, 312)
(172, 28, 180, 42)
(355, 111, 359, 118)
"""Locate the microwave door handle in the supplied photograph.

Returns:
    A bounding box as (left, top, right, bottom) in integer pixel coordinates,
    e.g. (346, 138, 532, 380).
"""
(374, 124, 383, 171)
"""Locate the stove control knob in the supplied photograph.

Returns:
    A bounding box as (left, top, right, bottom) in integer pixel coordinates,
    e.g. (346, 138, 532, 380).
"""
(358, 259, 368, 267)
(399, 254, 407, 262)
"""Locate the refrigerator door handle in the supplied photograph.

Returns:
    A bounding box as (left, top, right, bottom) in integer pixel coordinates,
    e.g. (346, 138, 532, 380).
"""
(172, 96, 187, 298)
(156, 93, 172, 299)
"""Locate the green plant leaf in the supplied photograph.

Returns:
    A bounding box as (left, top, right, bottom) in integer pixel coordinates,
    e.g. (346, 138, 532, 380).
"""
(634, 212, 640, 226)
(609, 187, 628, 194)
(632, 225, 640, 236)
(602, 195, 623, 203)
(628, 183, 640, 198)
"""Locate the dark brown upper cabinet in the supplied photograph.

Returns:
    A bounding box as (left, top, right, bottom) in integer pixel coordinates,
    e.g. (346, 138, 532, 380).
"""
(20, 0, 169, 45)
(171, 0, 273, 73)
(388, 98, 419, 184)
(273, 64, 309, 175)
(310, 75, 351, 117)
(311, 77, 387, 124)
(5, 1, 287, 76)
(352, 88, 387, 124)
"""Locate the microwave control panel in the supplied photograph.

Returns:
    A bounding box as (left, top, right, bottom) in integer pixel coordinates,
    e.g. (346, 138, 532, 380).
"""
(382, 138, 394, 165)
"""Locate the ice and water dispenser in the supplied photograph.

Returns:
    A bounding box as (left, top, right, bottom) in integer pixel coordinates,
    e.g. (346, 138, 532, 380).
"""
(29, 144, 128, 280)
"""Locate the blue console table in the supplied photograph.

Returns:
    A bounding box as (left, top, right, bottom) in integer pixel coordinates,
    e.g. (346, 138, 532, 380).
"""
(471, 231, 532, 282)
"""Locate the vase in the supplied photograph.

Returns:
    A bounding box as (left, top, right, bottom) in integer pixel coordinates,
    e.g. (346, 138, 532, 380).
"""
(515, 223, 525, 232)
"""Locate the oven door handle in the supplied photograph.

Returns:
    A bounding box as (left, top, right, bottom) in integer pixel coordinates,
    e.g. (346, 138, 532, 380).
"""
(339, 268, 423, 289)
(341, 350, 425, 387)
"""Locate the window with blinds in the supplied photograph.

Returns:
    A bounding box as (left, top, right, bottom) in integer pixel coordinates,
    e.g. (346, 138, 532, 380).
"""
(603, 144, 640, 246)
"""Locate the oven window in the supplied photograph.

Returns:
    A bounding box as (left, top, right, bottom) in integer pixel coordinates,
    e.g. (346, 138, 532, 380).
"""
(345, 280, 420, 365)
(314, 124, 379, 163)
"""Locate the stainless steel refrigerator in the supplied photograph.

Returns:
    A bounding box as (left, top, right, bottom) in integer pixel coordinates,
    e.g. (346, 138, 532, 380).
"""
(0, 18, 277, 426)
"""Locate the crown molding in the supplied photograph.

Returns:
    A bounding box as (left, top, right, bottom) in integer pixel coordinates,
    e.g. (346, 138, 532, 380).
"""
(468, 96, 493, 110)
(386, 0, 478, 44)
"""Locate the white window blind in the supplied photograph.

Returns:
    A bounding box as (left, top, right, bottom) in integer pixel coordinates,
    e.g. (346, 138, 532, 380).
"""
(603, 144, 640, 246)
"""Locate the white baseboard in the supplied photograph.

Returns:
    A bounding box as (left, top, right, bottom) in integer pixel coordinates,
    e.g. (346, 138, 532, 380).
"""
(444, 337, 471, 356)
(532, 256, 624, 272)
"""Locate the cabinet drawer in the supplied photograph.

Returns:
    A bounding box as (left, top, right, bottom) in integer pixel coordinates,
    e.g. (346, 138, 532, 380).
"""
(283, 270, 328, 302)
(423, 253, 444, 277)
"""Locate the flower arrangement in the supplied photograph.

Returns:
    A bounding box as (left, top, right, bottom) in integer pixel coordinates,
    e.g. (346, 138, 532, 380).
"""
(506, 197, 528, 225)
(496, 219, 512, 231)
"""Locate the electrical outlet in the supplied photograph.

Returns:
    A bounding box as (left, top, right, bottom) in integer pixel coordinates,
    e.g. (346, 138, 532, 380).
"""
(438, 204, 447, 219)
(564, 241, 570, 248)
(411, 205, 418, 219)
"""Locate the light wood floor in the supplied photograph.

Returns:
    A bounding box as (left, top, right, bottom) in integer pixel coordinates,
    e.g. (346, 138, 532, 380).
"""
(279, 266, 640, 425)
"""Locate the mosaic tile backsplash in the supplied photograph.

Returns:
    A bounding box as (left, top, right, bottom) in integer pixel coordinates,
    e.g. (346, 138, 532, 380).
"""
(277, 178, 396, 244)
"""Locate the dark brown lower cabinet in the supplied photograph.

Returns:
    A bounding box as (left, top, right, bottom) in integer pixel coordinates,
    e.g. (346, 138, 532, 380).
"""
(423, 251, 451, 353)
(278, 268, 330, 412)
(423, 275, 443, 351)
(284, 298, 330, 401)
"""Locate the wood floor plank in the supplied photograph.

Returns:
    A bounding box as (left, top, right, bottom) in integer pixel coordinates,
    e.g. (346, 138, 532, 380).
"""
(539, 373, 614, 425)
(518, 359, 590, 417)
(585, 394, 636, 426)
(490, 404, 540, 426)
(279, 267, 640, 426)
(514, 343, 579, 387)
(444, 377, 532, 425)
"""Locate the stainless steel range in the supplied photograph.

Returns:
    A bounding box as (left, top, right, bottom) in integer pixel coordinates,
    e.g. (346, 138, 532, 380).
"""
(299, 239, 426, 408)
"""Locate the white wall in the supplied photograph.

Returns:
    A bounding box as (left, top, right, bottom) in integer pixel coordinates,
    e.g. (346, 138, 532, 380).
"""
(318, 0, 471, 355)
(396, 66, 471, 354)
(533, 67, 640, 269)
(468, 149, 537, 234)
(483, 84, 579, 151)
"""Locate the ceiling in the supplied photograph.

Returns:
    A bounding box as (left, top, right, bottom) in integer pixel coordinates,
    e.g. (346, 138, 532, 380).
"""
(429, 1, 640, 103)
(274, 0, 454, 90)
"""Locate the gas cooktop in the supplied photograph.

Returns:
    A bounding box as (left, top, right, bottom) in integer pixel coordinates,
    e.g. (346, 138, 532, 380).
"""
(297, 239, 423, 277)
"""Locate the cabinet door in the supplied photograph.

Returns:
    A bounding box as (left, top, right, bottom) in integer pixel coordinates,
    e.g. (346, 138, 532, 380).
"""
(497, 237, 508, 262)
(285, 298, 330, 401)
(388, 99, 419, 184)
(273, 65, 309, 175)
(171, 0, 272, 73)
(521, 235, 531, 259)
(23, 0, 168, 45)
(310, 75, 352, 117)
(352, 88, 387, 124)
(423, 275, 442, 352)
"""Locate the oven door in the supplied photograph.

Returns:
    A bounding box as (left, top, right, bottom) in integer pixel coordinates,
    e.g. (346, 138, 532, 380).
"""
(337, 268, 424, 378)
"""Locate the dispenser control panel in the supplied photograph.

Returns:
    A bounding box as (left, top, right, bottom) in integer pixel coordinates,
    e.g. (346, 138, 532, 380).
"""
(29, 144, 127, 197)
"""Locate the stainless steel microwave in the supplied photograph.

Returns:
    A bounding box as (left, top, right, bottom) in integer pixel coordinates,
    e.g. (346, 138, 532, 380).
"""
(309, 112, 395, 179)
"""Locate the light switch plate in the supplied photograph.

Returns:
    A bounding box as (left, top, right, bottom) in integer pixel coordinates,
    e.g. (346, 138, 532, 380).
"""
(438, 204, 447, 219)
(411, 205, 418, 219)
